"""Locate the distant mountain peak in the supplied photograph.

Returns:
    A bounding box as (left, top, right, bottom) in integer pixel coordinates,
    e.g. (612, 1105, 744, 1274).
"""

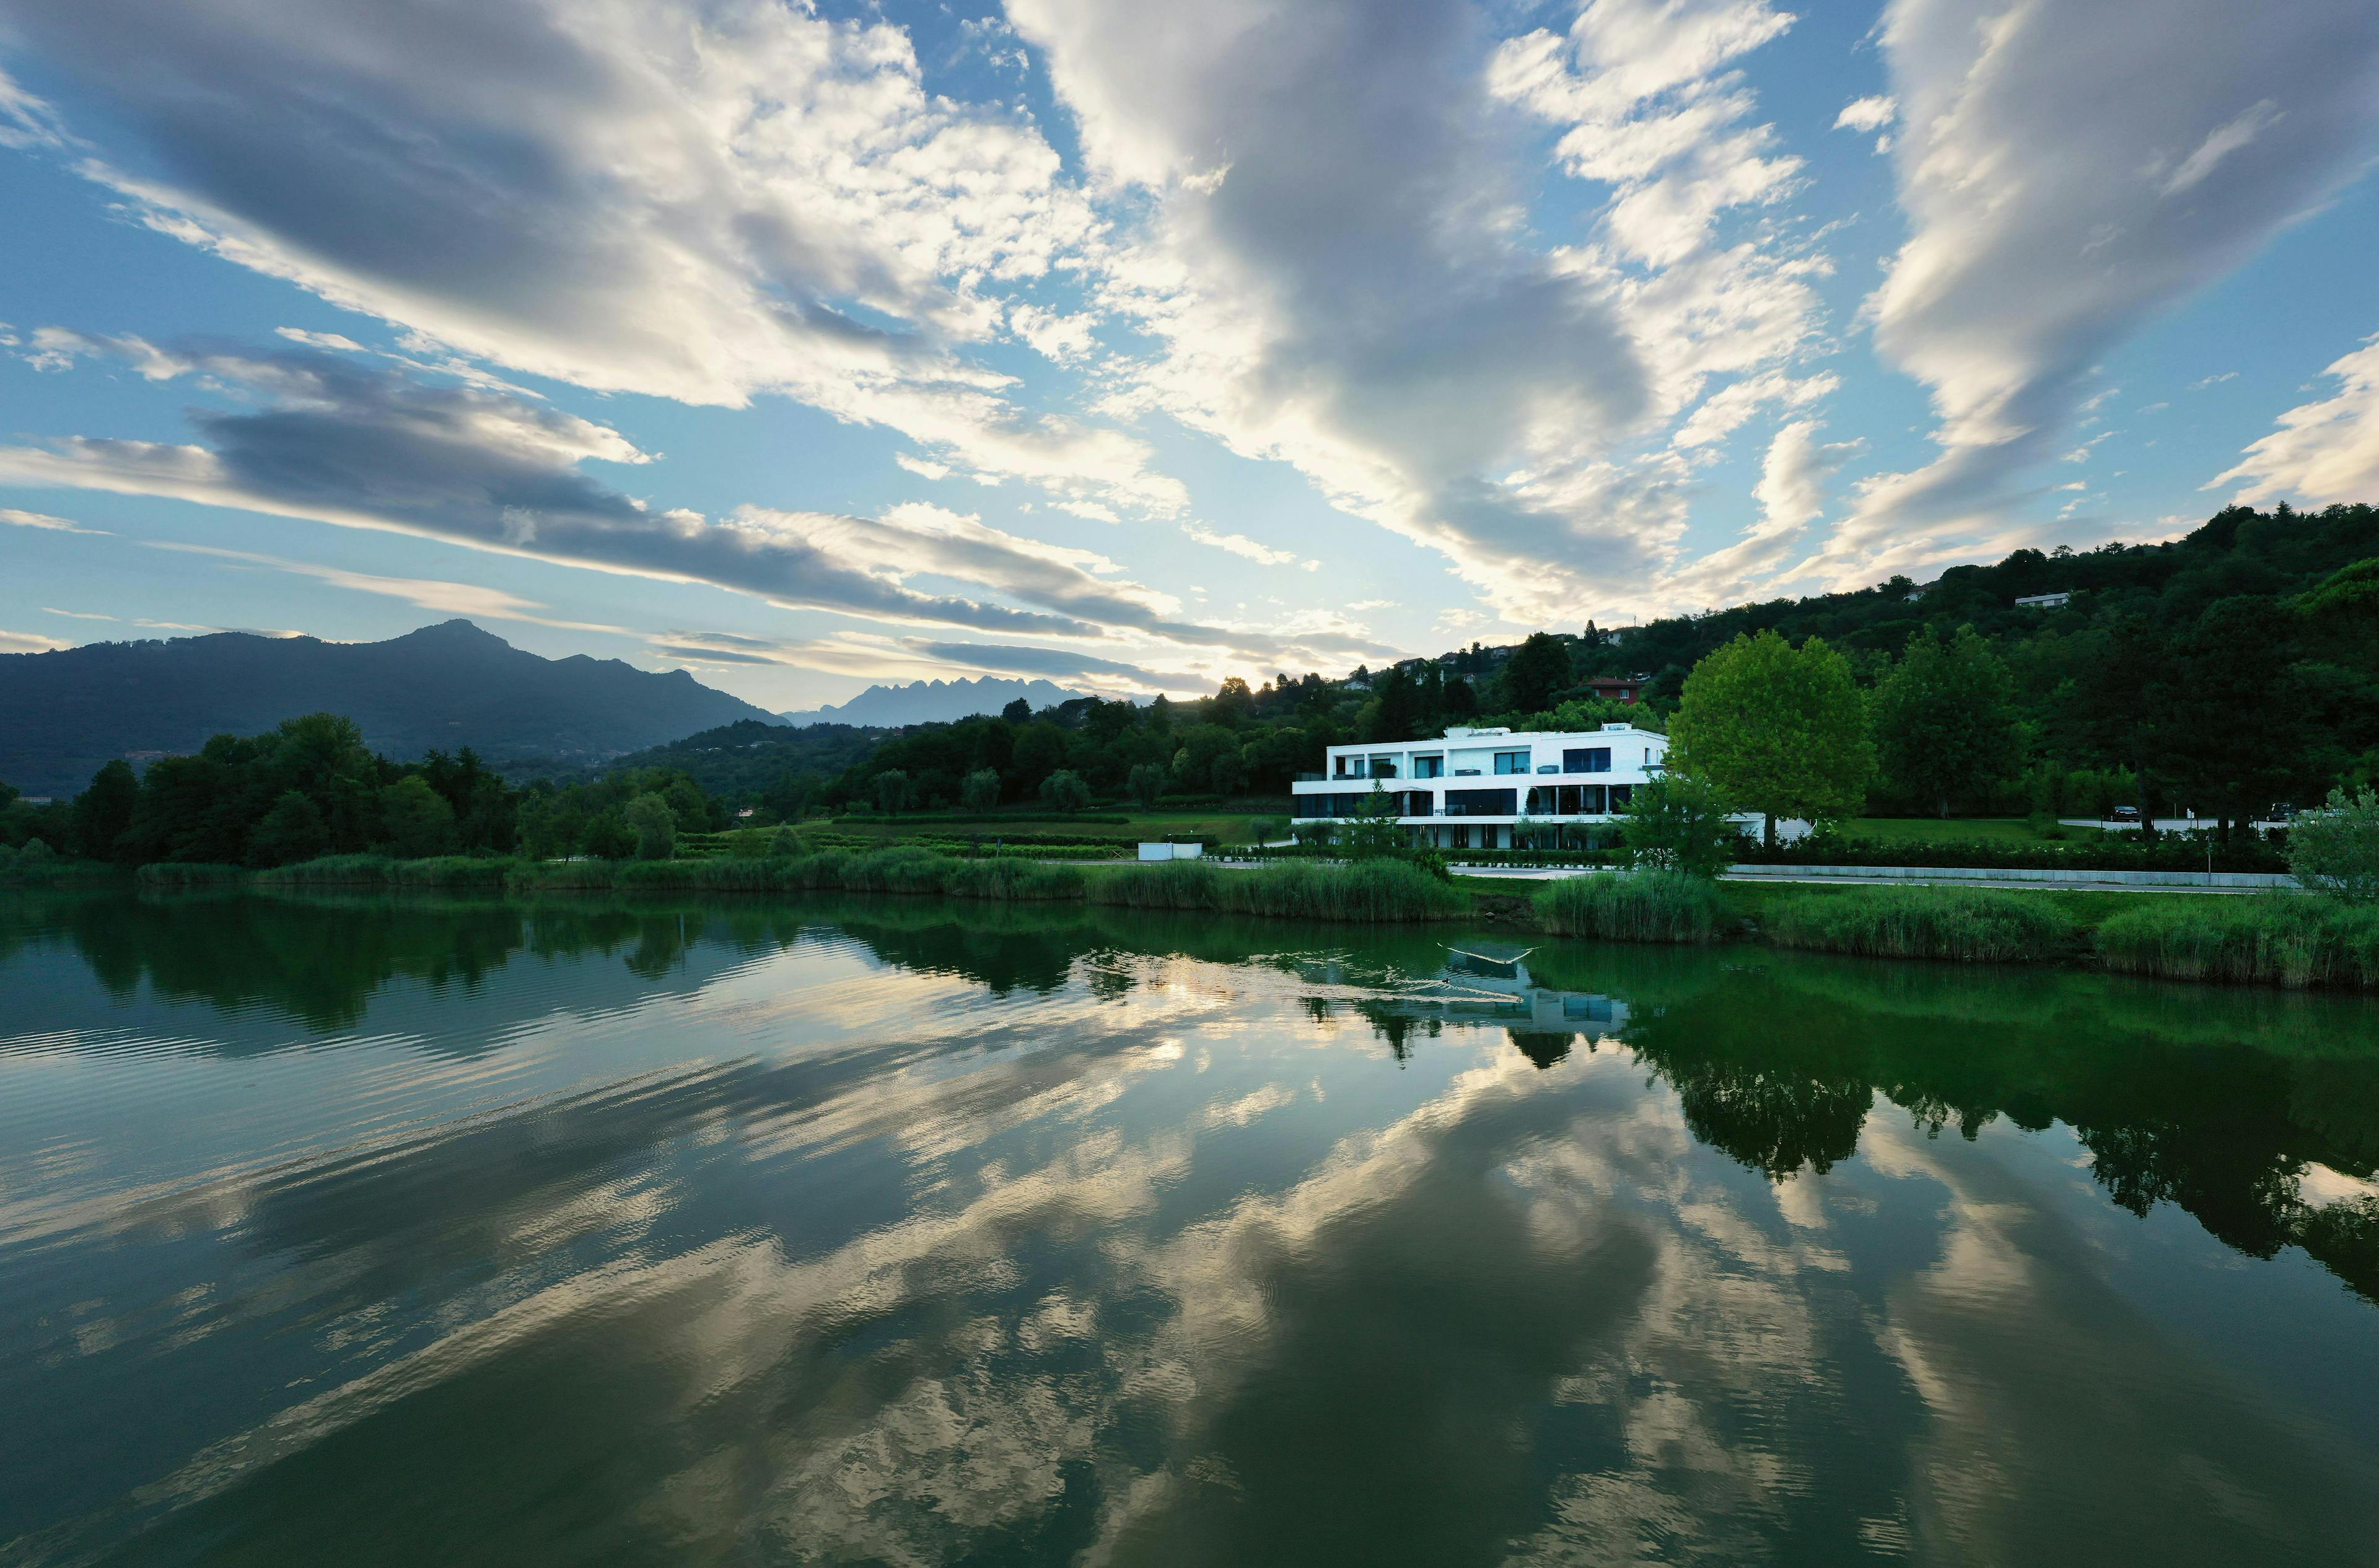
(780, 674, 1091, 729)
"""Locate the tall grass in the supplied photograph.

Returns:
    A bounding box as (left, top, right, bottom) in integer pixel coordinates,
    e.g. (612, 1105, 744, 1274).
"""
(1763, 885, 2079, 963)
(1090, 858, 1469, 922)
(507, 848, 1089, 902)
(1535, 872, 1728, 944)
(2095, 894, 2379, 989)
(133, 862, 248, 887)
(247, 854, 517, 888)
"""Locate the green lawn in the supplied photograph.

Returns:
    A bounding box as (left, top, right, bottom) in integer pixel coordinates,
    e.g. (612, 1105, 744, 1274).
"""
(1847, 816, 2105, 846)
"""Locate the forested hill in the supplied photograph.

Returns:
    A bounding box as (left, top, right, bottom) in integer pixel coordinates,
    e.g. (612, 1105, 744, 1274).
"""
(782, 501, 2379, 821)
(0, 620, 777, 796)
(590, 720, 891, 816)
(1574, 502, 2379, 696)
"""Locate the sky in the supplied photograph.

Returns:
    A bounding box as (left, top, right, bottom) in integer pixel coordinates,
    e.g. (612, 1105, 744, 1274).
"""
(2, 0, 2378, 714)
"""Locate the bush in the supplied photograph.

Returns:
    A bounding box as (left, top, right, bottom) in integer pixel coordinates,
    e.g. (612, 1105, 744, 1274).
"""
(2290, 787, 2379, 901)
(1535, 872, 1728, 944)
(2095, 895, 2379, 989)
(1764, 886, 2079, 963)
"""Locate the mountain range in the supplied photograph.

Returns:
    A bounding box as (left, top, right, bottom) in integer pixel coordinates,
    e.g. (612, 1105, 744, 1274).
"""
(778, 675, 1089, 729)
(0, 620, 777, 797)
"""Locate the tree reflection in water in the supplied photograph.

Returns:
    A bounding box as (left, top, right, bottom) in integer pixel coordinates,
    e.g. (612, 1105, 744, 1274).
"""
(7, 887, 2378, 1303)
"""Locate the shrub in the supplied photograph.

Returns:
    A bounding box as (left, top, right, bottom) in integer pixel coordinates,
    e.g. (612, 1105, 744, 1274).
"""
(1535, 872, 1728, 944)
(2095, 895, 2379, 989)
(2289, 787, 2379, 901)
(1764, 886, 2079, 963)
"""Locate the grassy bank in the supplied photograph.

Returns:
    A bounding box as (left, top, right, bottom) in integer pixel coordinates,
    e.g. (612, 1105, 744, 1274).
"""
(134, 846, 1468, 925)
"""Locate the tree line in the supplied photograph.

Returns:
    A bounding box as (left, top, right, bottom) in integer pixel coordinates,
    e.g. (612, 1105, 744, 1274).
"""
(0, 713, 738, 867)
(5, 502, 2373, 864)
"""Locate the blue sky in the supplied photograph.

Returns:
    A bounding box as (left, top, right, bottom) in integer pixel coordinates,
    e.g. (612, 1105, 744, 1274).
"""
(3, 0, 2378, 712)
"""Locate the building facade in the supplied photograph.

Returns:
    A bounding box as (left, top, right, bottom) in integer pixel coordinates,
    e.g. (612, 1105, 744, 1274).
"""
(1289, 724, 1668, 850)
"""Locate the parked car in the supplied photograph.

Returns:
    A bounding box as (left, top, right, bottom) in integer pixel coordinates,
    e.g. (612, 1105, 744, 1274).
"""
(2109, 805, 2142, 823)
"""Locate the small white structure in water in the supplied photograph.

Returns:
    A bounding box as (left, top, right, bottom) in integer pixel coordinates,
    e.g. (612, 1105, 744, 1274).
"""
(1137, 841, 1204, 861)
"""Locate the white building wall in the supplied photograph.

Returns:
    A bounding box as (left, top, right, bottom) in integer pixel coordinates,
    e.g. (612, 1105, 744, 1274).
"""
(1288, 724, 1671, 849)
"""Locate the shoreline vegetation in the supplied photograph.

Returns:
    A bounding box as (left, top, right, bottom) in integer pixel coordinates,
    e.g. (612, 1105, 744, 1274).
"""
(17, 846, 2359, 992)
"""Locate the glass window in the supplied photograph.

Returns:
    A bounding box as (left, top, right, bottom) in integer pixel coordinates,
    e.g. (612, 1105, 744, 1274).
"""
(1493, 750, 1530, 774)
(1563, 748, 1611, 773)
(1413, 755, 1444, 778)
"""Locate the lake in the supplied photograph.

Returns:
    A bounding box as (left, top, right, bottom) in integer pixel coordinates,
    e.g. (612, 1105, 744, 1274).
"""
(4, 889, 2378, 1566)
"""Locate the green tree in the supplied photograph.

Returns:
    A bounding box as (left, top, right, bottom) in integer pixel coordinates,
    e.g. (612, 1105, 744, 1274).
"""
(1498, 632, 1573, 714)
(1670, 629, 1873, 849)
(624, 792, 677, 860)
(71, 760, 139, 861)
(1870, 626, 2020, 817)
(1000, 697, 1033, 725)
(1127, 762, 1165, 809)
(247, 790, 331, 866)
(582, 809, 636, 860)
(1039, 769, 1090, 814)
(1340, 783, 1408, 858)
(2162, 596, 2310, 839)
(377, 776, 457, 859)
(962, 768, 1002, 813)
(1619, 774, 1742, 878)
(1012, 724, 1067, 788)
(874, 768, 909, 817)
(2289, 786, 2379, 900)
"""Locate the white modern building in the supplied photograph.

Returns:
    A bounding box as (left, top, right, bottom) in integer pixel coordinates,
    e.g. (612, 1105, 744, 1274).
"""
(1290, 724, 1670, 850)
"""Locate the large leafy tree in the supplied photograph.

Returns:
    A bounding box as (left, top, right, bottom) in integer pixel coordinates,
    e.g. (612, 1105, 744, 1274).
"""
(1670, 629, 1872, 847)
(1870, 626, 2020, 817)
(1498, 633, 1574, 714)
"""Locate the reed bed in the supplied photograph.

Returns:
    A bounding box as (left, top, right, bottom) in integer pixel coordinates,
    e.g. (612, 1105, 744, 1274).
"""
(133, 862, 248, 887)
(1534, 872, 1728, 944)
(2095, 895, 2379, 989)
(1763, 885, 2080, 964)
(1089, 858, 1470, 922)
(508, 847, 1089, 901)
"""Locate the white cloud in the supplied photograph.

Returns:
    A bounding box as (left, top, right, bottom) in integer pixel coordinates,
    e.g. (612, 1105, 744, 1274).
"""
(0, 629, 74, 653)
(2190, 370, 2238, 390)
(2211, 335, 2379, 506)
(1010, 0, 1818, 629)
(1, 0, 1186, 518)
(2162, 99, 2282, 196)
(140, 542, 633, 634)
(42, 607, 115, 621)
(1833, 95, 1896, 134)
(1182, 522, 1310, 569)
(1807, 0, 2379, 584)
(2, 506, 108, 535)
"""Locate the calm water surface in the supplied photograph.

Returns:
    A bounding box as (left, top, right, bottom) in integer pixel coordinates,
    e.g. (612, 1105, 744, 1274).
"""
(4, 890, 2378, 1566)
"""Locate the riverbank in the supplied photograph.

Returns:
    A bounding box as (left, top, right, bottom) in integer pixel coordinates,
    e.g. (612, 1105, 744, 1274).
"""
(72, 849, 2379, 990)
